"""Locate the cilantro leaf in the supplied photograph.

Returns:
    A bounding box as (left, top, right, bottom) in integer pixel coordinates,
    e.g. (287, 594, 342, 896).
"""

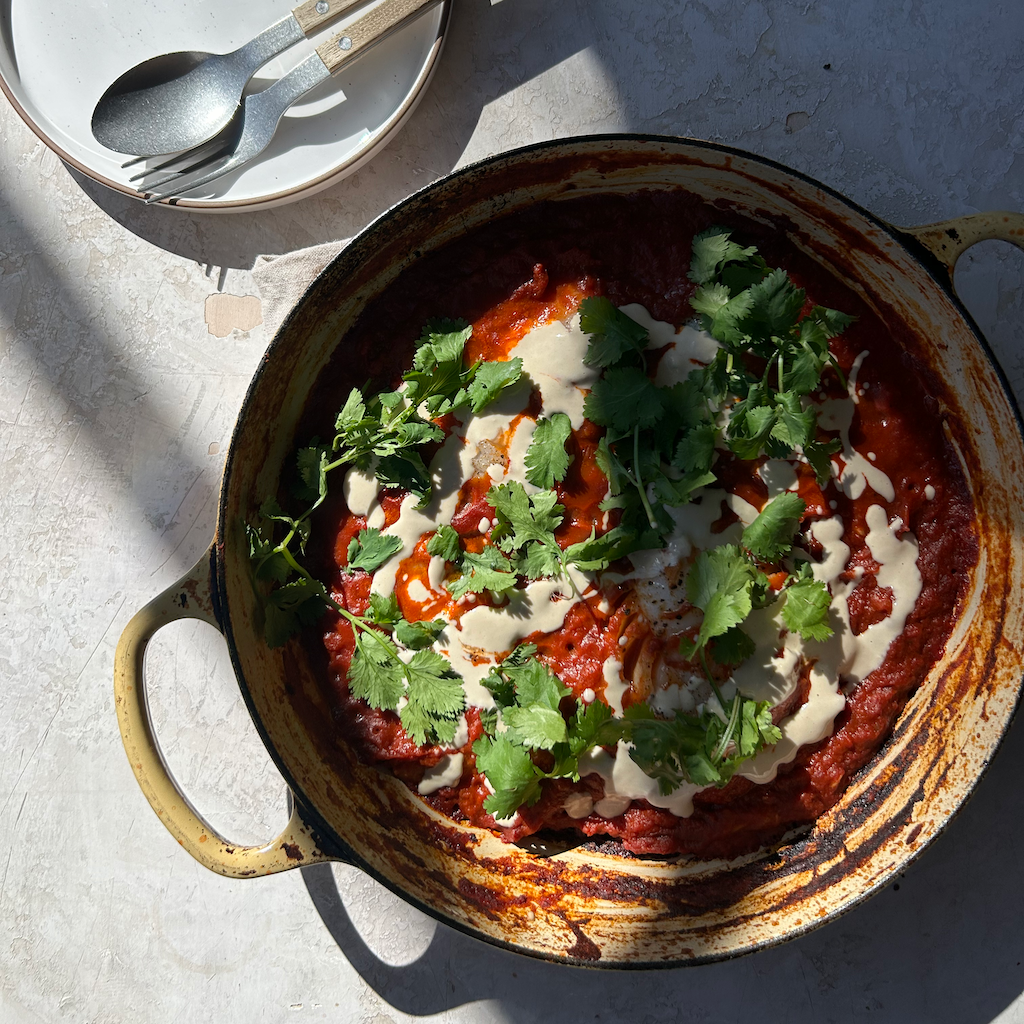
(489, 481, 563, 544)
(674, 422, 717, 473)
(686, 544, 757, 648)
(508, 658, 570, 710)
(745, 268, 805, 343)
(473, 735, 543, 819)
(366, 592, 401, 626)
(710, 626, 757, 665)
(348, 630, 404, 710)
(584, 367, 665, 432)
(808, 305, 855, 339)
(295, 445, 330, 505)
(690, 283, 755, 347)
(734, 700, 782, 758)
(394, 617, 447, 650)
(426, 524, 462, 562)
(782, 577, 834, 641)
(468, 358, 524, 413)
(346, 528, 404, 572)
(412, 321, 472, 372)
(445, 546, 517, 599)
(525, 413, 573, 488)
(579, 296, 650, 368)
(503, 705, 568, 750)
(564, 526, 634, 572)
(623, 704, 712, 793)
(400, 649, 465, 746)
(742, 492, 806, 561)
(804, 438, 841, 486)
(688, 227, 761, 286)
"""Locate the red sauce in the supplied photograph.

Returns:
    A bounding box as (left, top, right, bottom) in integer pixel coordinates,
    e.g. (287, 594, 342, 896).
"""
(305, 191, 977, 859)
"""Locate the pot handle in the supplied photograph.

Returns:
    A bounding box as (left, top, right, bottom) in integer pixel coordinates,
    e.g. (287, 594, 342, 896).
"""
(896, 211, 1024, 285)
(113, 545, 340, 878)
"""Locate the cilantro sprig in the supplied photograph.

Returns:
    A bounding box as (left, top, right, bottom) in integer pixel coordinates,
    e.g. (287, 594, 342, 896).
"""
(472, 646, 783, 819)
(248, 320, 524, 647)
(579, 229, 853, 564)
(473, 651, 621, 819)
(344, 592, 462, 746)
(680, 494, 835, 669)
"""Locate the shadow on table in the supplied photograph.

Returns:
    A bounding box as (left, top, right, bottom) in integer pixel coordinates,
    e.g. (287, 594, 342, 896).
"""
(71, 0, 619, 274)
(301, 709, 1024, 1023)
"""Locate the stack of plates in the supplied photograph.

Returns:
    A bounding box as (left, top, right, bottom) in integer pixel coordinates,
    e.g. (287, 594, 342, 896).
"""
(0, 0, 450, 210)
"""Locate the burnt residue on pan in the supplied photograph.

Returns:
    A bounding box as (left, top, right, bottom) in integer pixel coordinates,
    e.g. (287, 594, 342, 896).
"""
(217, 137, 1024, 966)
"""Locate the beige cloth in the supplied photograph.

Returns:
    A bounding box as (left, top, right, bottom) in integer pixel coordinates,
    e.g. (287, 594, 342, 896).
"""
(252, 239, 351, 336)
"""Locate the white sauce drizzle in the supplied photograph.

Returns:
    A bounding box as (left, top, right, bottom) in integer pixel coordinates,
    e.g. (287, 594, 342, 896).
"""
(343, 309, 925, 820)
(759, 459, 799, 496)
(602, 657, 629, 716)
(817, 351, 895, 501)
(418, 753, 464, 795)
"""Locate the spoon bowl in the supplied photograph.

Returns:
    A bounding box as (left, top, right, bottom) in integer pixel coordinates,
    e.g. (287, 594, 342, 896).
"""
(90, 12, 315, 156)
(92, 50, 251, 156)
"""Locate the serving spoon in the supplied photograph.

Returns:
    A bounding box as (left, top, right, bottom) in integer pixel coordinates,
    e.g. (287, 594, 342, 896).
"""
(91, 0, 365, 156)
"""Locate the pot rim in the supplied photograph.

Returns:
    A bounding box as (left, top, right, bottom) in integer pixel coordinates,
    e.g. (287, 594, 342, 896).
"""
(215, 133, 1024, 967)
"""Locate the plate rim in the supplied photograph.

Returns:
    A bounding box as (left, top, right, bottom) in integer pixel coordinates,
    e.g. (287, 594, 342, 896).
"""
(0, 1, 450, 213)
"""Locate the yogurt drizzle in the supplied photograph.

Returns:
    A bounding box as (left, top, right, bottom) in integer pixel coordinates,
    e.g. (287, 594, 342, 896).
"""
(343, 308, 920, 818)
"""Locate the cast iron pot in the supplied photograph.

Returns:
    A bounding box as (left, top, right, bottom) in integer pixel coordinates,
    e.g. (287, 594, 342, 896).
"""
(114, 135, 1024, 966)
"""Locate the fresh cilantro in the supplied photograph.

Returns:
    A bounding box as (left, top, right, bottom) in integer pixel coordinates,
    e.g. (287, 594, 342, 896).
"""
(674, 423, 717, 473)
(445, 546, 518, 599)
(467, 358, 524, 413)
(584, 367, 665, 433)
(473, 735, 544, 820)
(400, 650, 465, 746)
(366, 592, 401, 626)
(782, 576, 834, 642)
(426, 524, 462, 562)
(394, 617, 447, 650)
(525, 413, 573, 488)
(262, 576, 329, 649)
(623, 696, 781, 793)
(709, 626, 757, 665)
(681, 229, 856, 477)
(473, 653, 622, 817)
(687, 227, 761, 287)
(579, 296, 650, 368)
(741, 493, 806, 562)
(469, 642, 787, 818)
(346, 528, 404, 572)
(250, 318, 527, 650)
(487, 481, 571, 581)
(348, 629, 405, 710)
(685, 544, 760, 652)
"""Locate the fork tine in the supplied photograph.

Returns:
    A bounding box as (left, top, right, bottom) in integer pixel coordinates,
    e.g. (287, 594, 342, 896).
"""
(142, 152, 244, 204)
(136, 143, 232, 193)
(127, 136, 230, 183)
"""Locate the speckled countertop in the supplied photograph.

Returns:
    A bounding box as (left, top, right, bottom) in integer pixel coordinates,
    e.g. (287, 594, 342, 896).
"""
(3, 1, 1024, 1021)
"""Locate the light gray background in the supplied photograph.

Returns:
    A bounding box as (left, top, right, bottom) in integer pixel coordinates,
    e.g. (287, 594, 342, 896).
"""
(2, 0, 1024, 1021)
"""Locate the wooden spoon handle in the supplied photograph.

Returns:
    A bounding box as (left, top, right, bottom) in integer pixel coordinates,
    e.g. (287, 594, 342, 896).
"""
(292, 0, 364, 35)
(315, 0, 441, 74)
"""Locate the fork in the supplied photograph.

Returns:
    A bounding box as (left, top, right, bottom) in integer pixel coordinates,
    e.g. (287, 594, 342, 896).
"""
(134, 0, 442, 204)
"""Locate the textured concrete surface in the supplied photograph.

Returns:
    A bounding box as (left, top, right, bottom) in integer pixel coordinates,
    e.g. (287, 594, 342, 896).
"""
(1, 0, 1024, 1021)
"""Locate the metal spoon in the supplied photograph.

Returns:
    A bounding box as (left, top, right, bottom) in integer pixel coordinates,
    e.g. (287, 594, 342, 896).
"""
(91, 0, 364, 156)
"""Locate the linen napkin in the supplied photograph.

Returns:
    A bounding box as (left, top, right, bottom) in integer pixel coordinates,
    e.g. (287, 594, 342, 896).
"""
(252, 238, 352, 337)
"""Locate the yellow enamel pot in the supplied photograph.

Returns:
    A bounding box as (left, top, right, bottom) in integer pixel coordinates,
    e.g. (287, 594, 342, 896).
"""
(115, 135, 1024, 965)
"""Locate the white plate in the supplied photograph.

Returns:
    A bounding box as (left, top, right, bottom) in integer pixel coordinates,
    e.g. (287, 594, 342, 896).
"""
(0, 0, 449, 211)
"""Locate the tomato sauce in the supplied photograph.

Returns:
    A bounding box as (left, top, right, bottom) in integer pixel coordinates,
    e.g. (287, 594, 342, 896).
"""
(306, 191, 977, 859)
